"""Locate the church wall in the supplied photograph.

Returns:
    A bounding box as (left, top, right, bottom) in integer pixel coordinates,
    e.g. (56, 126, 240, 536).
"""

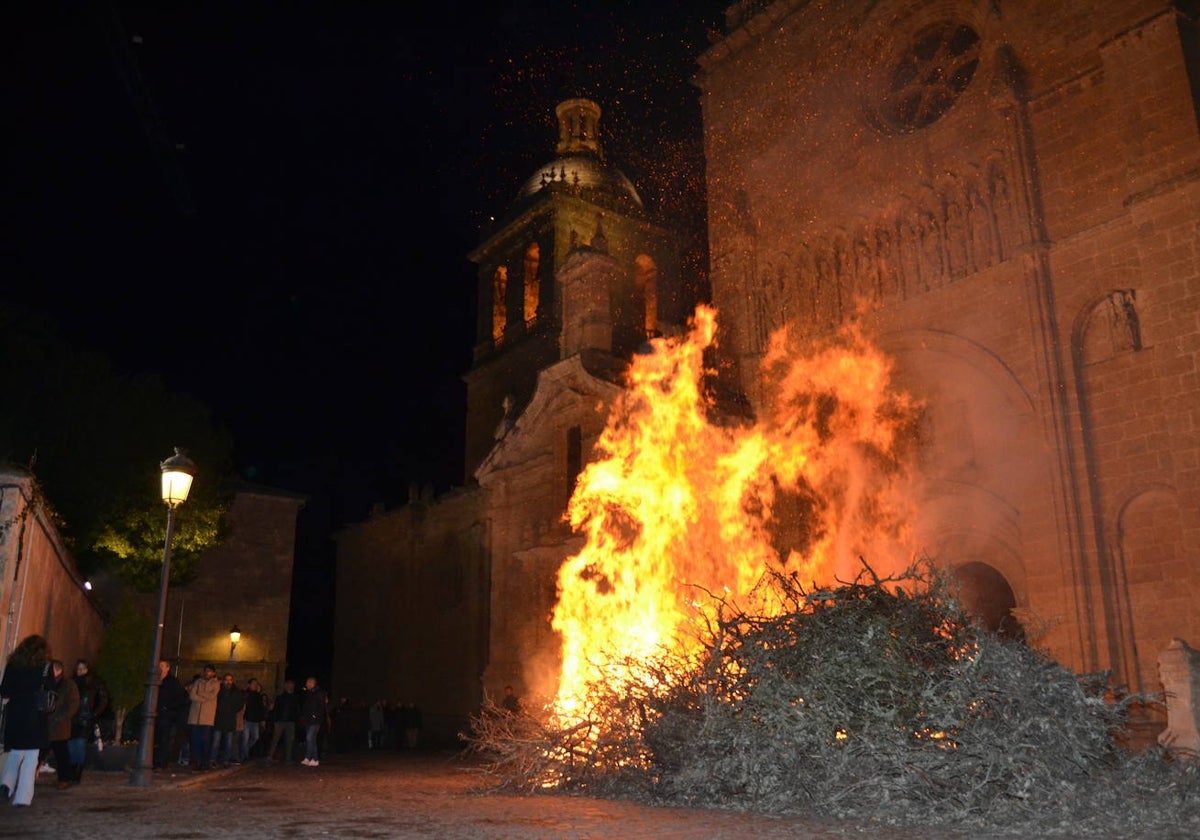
(463, 335, 559, 482)
(481, 462, 573, 702)
(698, 0, 1199, 708)
(0, 468, 104, 671)
(333, 4, 1196, 738)
(478, 355, 621, 705)
(864, 262, 1086, 672)
(332, 487, 487, 745)
(1033, 8, 1200, 693)
(1048, 176, 1200, 693)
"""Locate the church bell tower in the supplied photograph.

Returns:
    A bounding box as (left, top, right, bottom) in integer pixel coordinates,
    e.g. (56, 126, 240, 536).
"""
(462, 98, 684, 481)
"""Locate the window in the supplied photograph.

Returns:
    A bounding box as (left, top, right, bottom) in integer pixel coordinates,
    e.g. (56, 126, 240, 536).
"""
(492, 265, 508, 342)
(882, 24, 980, 131)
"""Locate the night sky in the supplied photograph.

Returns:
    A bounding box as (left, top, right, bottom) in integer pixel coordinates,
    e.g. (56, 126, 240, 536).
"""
(4, 1, 726, 678)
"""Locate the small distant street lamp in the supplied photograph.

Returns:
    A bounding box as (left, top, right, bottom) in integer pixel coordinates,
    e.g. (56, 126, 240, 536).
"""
(130, 448, 195, 787)
(229, 625, 241, 659)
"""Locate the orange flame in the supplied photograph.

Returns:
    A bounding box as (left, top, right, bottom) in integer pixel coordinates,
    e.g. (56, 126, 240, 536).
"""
(551, 305, 920, 719)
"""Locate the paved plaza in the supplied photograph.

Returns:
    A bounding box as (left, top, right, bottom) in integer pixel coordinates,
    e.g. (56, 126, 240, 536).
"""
(0, 748, 990, 839)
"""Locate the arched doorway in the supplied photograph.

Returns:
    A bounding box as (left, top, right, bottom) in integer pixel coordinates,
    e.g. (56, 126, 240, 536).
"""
(952, 561, 1023, 640)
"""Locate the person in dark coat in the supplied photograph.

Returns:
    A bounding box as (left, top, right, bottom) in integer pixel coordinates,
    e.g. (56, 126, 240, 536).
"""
(267, 679, 299, 763)
(299, 676, 328, 767)
(47, 659, 81, 791)
(400, 701, 423, 750)
(153, 659, 189, 770)
(0, 634, 52, 806)
(500, 685, 521, 715)
(240, 678, 267, 760)
(68, 659, 109, 784)
(211, 673, 245, 765)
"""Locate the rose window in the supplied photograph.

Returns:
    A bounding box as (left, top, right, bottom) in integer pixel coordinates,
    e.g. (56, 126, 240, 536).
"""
(882, 23, 980, 131)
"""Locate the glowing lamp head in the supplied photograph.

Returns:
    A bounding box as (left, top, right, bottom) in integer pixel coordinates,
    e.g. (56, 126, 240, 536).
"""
(160, 447, 196, 508)
(229, 625, 241, 646)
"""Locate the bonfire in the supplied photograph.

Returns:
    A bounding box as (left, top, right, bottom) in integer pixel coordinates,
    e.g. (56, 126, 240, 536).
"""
(463, 307, 1200, 837)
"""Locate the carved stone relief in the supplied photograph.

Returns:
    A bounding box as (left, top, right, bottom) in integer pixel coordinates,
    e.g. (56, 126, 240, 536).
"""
(745, 156, 1017, 350)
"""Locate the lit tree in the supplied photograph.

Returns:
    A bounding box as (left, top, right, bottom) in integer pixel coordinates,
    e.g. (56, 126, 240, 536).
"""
(0, 303, 233, 589)
(93, 591, 154, 744)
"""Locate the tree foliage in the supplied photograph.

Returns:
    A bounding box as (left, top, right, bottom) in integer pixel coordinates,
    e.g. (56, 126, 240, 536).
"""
(0, 303, 233, 589)
(93, 591, 155, 743)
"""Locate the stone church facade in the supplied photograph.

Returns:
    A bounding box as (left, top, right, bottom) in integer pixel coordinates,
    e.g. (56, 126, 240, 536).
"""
(698, 0, 1199, 707)
(334, 0, 1198, 741)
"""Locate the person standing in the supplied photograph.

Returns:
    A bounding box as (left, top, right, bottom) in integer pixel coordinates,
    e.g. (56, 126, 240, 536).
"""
(68, 659, 109, 785)
(186, 665, 220, 771)
(368, 700, 386, 749)
(211, 673, 244, 765)
(299, 676, 328, 767)
(153, 659, 189, 770)
(46, 659, 80, 791)
(267, 679, 299, 763)
(240, 678, 267, 760)
(0, 634, 52, 806)
(401, 701, 423, 750)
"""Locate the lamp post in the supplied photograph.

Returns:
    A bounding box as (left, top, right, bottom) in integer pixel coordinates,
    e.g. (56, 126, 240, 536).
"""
(130, 447, 195, 787)
(229, 625, 241, 659)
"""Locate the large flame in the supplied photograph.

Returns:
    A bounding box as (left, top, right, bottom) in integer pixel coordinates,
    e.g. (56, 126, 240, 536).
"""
(551, 305, 920, 718)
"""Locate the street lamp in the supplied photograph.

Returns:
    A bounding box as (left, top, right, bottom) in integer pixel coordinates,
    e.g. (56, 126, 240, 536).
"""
(130, 447, 195, 787)
(229, 625, 241, 659)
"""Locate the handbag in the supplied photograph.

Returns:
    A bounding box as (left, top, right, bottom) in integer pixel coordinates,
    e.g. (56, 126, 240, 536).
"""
(34, 664, 57, 714)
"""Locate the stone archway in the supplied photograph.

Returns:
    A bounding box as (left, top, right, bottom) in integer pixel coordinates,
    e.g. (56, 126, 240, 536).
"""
(952, 560, 1023, 640)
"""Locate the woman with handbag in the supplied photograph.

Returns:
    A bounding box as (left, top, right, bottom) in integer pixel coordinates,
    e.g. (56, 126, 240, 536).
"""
(0, 634, 52, 806)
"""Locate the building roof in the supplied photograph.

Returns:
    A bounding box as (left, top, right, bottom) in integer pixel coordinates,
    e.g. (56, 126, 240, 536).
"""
(507, 98, 643, 216)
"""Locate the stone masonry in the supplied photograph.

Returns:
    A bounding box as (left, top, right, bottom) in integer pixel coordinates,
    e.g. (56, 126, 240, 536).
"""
(696, 0, 1200, 721)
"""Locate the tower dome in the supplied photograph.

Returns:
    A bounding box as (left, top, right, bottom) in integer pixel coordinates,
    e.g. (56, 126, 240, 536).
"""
(511, 98, 643, 211)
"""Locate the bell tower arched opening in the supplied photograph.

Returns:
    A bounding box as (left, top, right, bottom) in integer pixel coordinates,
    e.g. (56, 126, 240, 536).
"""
(492, 265, 509, 343)
(634, 253, 658, 337)
(523, 242, 541, 326)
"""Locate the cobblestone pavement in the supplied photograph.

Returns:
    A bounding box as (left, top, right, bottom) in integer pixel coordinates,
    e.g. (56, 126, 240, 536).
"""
(0, 749, 987, 840)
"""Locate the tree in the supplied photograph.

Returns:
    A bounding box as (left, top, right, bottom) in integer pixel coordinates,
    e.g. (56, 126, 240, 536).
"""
(0, 302, 233, 589)
(93, 592, 155, 744)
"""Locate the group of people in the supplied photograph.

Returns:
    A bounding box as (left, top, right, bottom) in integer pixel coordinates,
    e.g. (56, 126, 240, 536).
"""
(0, 633, 332, 808)
(0, 635, 109, 807)
(329, 697, 424, 752)
(154, 665, 329, 770)
(3, 631, 448, 811)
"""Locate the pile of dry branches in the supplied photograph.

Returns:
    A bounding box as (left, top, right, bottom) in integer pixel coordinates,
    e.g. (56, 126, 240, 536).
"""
(463, 563, 1200, 836)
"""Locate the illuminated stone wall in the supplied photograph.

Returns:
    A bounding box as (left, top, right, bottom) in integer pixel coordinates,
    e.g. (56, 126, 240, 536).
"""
(159, 486, 303, 697)
(336, 6, 1197, 731)
(0, 466, 105, 672)
(475, 347, 624, 704)
(333, 487, 487, 745)
(697, 0, 1200, 716)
